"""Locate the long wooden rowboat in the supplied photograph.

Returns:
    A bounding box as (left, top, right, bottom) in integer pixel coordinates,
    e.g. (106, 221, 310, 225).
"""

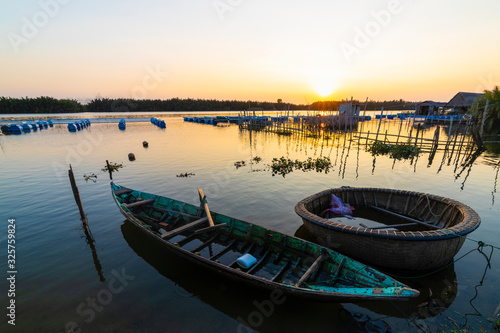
(295, 187, 481, 272)
(111, 182, 419, 301)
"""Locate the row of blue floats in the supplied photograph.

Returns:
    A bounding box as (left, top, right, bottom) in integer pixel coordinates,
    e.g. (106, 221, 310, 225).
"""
(151, 117, 166, 128)
(183, 116, 247, 125)
(1, 120, 53, 134)
(68, 119, 91, 132)
(376, 115, 397, 120)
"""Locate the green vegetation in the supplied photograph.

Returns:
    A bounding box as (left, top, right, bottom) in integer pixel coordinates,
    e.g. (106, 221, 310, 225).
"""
(471, 86, 500, 134)
(0, 96, 418, 114)
(368, 141, 421, 160)
(0, 96, 84, 113)
(101, 162, 123, 173)
(270, 156, 332, 177)
(234, 161, 246, 169)
(251, 156, 262, 164)
(86, 97, 308, 112)
(176, 172, 195, 178)
(83, 173, 98, 183)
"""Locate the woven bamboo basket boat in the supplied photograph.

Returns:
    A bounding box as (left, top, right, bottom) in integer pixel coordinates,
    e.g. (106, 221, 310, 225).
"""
(295, 187, 481, 272)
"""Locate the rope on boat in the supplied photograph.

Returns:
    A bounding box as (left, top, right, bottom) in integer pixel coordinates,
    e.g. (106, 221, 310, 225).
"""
(391, 241, 494, 280)
(407, 193, 451, 220)
(389, 242, 495, 333)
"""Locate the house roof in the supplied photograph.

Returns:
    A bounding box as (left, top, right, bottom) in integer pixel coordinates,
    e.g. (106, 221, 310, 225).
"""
(416, 101, 446, 107)
(444, 92, 483, 108)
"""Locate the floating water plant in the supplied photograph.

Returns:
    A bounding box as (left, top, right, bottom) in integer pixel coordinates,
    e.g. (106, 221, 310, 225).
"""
(101, 162, 124, 172)
(251, 156, 262, 164)
(176, 172, 195, 178)
(234, 160, 246, 169)
(270, 156, 332, 177)
(368, 142, 421, 160)
(83, 173, 98, 183)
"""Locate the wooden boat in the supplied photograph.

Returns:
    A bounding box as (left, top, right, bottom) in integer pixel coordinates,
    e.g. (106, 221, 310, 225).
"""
(295, 187, 481, 272)
(111, 182, 419, 301)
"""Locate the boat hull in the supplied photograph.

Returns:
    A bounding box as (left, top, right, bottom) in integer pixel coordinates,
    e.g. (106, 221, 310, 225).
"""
(112, 183, 419, 301)
(295, 188, 480, 272)
(302, 218, 466, 272)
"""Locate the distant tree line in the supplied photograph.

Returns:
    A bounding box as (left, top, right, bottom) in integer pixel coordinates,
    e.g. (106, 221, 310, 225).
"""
(0, 96, 415, 114)
(85, 98, 307, 112)
(0, 97, 84, 113)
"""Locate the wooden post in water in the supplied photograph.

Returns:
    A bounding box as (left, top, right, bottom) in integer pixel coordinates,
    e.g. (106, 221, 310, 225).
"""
(374, 107, 384, 142)
(414, 123, 421, 146)
(448, 116, 453, 138)
(395, 118, 403, 145)
(106, 160, 113, 180)
(68, 164, 88, 224)
(362, 97, 368, 119)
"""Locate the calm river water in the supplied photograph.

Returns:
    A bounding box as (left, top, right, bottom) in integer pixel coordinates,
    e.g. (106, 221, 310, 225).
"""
(0, 112, 499, 333)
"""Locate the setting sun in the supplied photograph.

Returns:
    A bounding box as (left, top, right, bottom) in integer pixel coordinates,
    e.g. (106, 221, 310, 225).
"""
(312, 80, 339, 97)
(306, 65, 343, 98)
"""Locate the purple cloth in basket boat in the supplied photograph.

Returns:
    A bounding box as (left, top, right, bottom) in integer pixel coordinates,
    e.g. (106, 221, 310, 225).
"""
(323, 194, 354, 217)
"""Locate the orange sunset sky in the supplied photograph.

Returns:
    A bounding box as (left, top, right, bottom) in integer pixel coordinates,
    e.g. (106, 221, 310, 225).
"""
(1, 0, 500, 105)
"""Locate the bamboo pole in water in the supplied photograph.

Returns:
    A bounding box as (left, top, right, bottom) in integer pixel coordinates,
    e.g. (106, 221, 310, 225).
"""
(395, 118, 403, 145)
(375, 107, 384, 142)
(68, 164, 88, 229)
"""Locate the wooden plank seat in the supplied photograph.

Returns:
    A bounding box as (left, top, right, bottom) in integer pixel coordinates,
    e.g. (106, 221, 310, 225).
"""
(152, 206, 199, 219)
(132, 213, 160, 224)
(114, 188, 132, 196)
(124, 199, 155, 209)
(295, 253, 326, 287)
(190, 234, 220, 253)
(162, 217, 209, 240)
(194, 223, 227, 235)
(329, 257, 346, 286)
(369, 205, 440, 230)
(247, 250, 271, 274)
(209, 239, 237, 261)
(228, 243, 257, 268)
(271, 261, 290, 282)
(360, 222, 419, 230)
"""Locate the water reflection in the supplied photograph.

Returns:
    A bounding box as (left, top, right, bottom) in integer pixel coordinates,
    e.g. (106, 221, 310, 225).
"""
(237, 118, 500, 195)
(81, 223, 106, 282)
(294, 225, 458, 321)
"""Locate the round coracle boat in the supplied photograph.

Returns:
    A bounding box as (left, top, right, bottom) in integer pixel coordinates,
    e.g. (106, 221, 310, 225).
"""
(295, 187, 481, 272)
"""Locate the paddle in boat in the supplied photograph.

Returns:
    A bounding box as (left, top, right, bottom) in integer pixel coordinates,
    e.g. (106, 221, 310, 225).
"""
(111, 182, 419, 301)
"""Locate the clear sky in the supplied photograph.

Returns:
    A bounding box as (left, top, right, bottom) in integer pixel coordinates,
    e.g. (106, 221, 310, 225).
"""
(1, 0, 499, 104)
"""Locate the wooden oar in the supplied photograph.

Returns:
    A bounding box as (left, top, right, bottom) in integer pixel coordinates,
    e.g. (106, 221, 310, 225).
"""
(369, 205, 440, 230)
(198, 189, 215, 227)
(360, 222, 419, 230)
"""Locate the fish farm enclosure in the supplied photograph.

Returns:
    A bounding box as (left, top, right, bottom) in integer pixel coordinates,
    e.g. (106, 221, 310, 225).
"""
(0, 111, 499, 333)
